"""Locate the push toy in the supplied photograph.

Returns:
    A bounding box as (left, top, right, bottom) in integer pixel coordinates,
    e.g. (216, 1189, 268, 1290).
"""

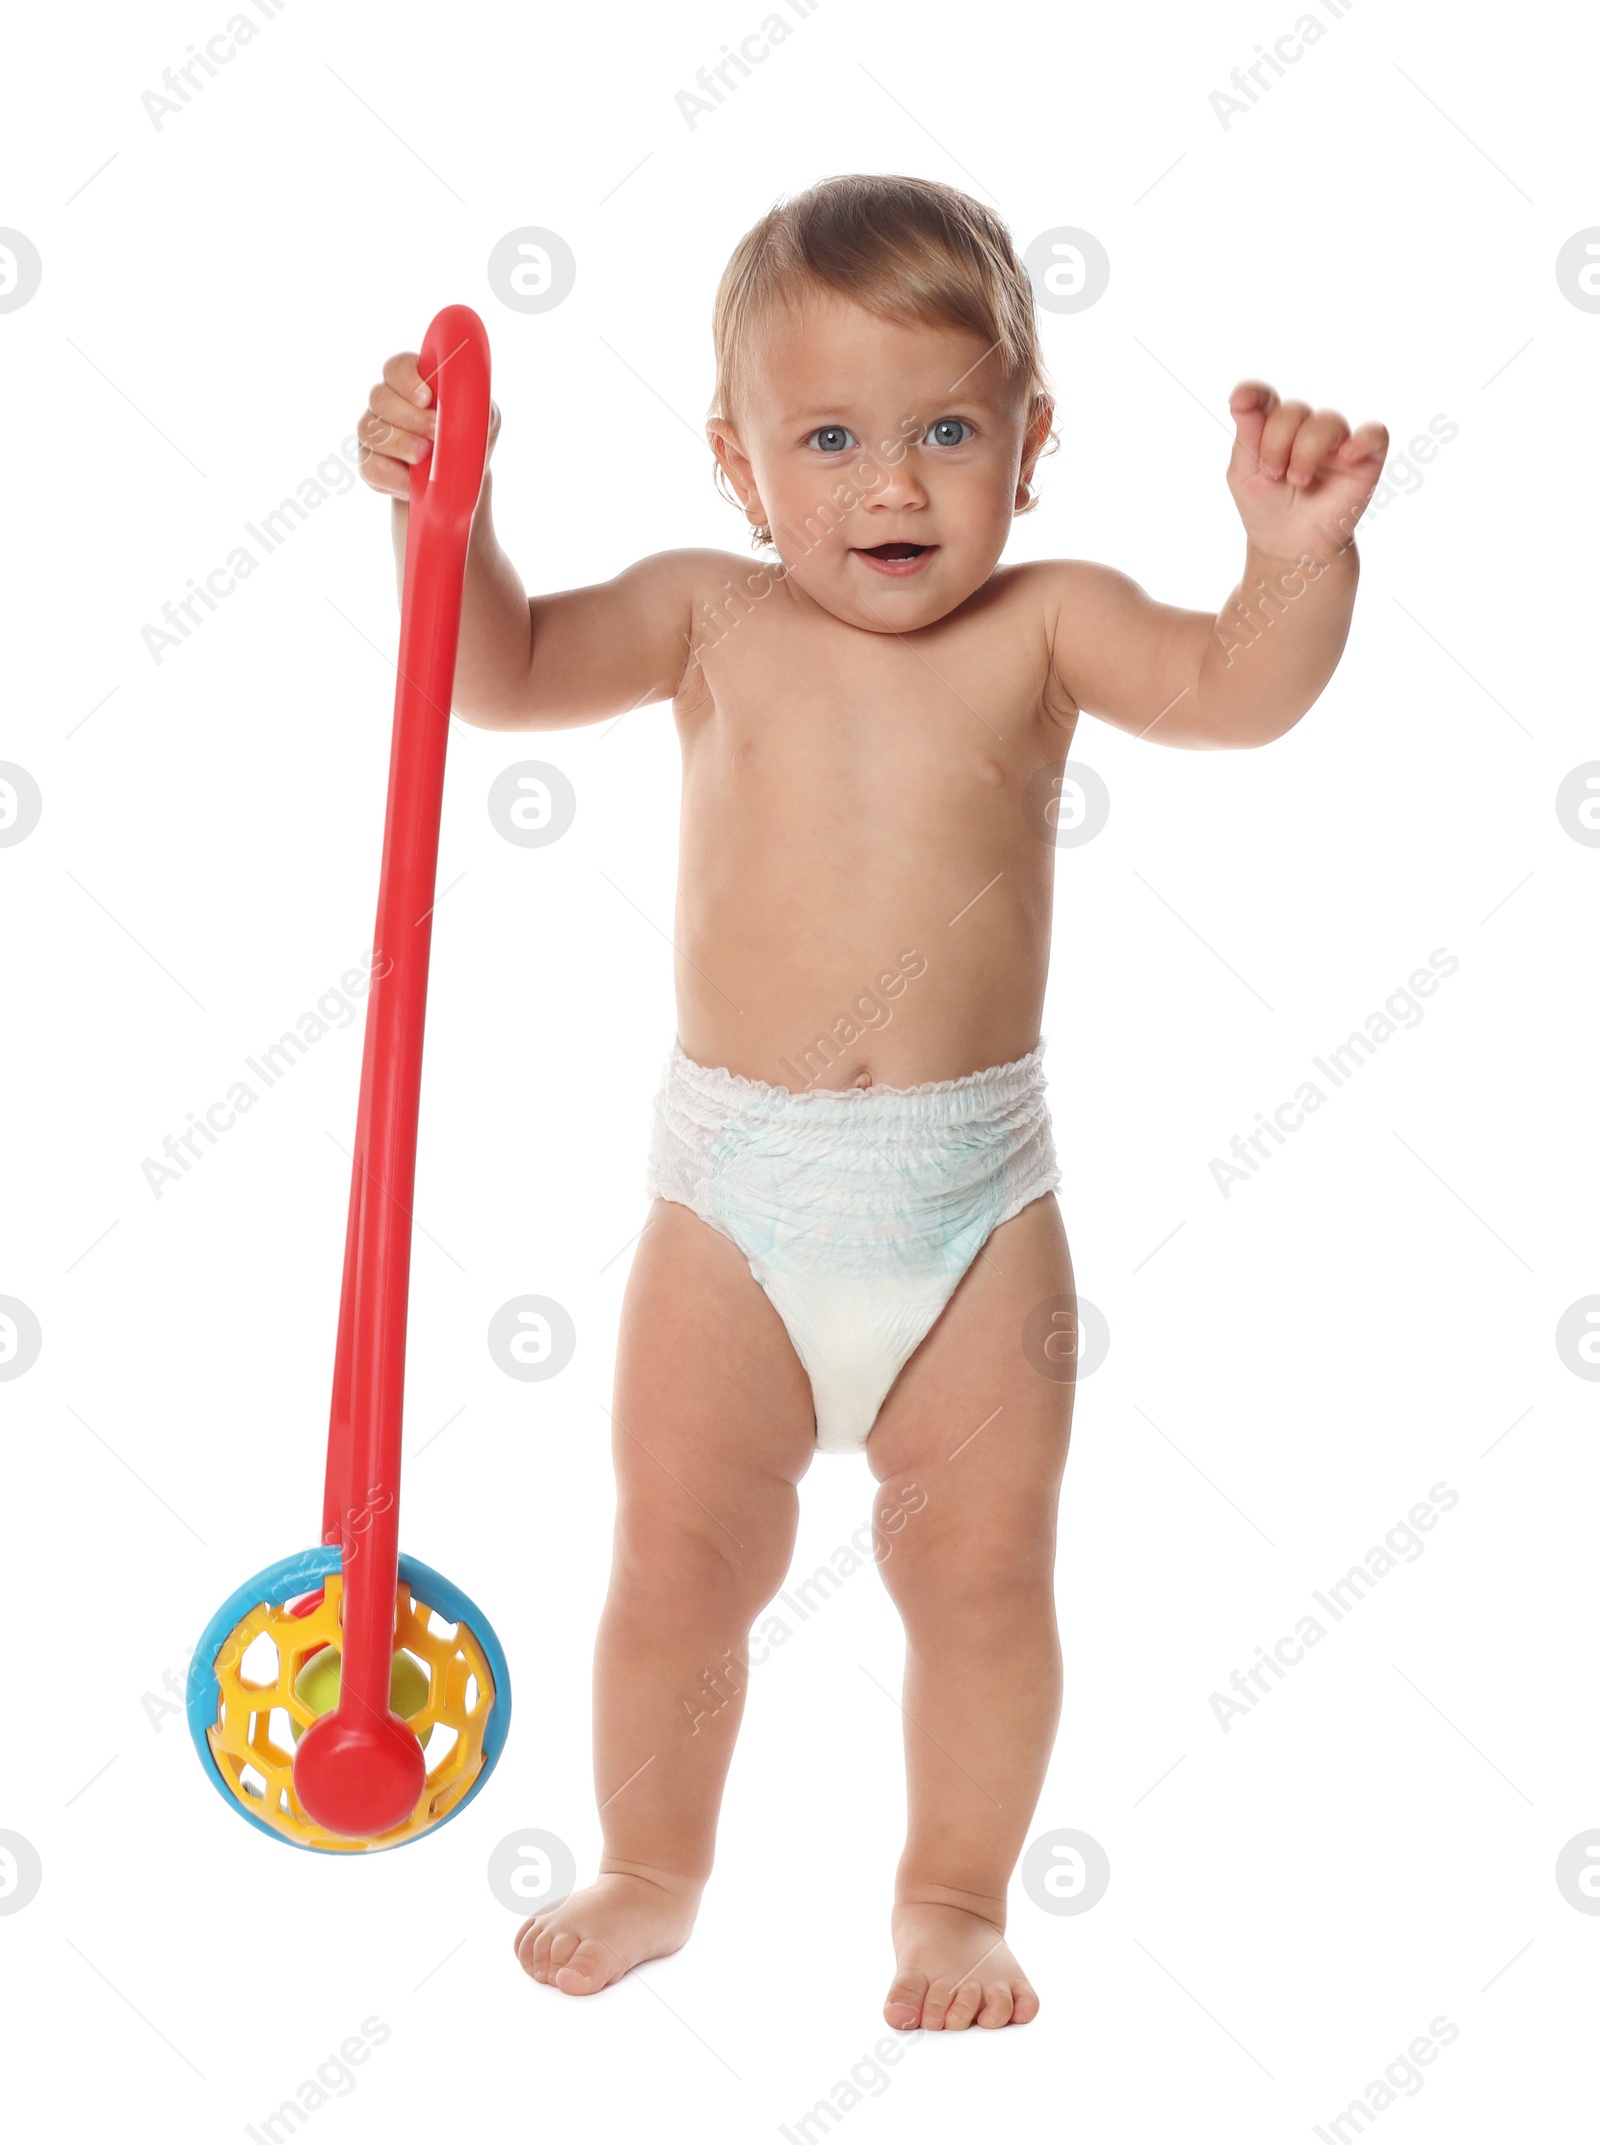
(188, 305, 512, 1851)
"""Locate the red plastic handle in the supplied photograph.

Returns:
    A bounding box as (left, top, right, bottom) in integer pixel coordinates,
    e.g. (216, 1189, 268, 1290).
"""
(294, 306, 491, 1839)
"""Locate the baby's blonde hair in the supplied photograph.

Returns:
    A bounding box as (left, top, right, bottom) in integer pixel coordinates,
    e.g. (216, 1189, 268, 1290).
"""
(708, 173, 1058, 548)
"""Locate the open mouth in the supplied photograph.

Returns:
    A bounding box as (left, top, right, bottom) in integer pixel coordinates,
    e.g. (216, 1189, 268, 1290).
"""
(854, 541, 935, 575)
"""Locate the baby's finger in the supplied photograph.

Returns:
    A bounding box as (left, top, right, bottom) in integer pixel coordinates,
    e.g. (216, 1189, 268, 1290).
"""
(1228, 380, 1279, 467)
(359, 389, 435, 465)
(382, 350, 432, 409)
(362, 381, 433, 452)
(1257, 399, 1312, 480)
(1335, 420, 1390, 471)
(1283, 410, 1349, 487)
(357, 445, 415, 498)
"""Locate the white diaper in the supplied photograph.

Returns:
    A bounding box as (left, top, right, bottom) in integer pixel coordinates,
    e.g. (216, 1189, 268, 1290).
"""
(643, 1040, 1061, 1453)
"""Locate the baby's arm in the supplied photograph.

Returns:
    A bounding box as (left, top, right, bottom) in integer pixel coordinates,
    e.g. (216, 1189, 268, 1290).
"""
(358, 350, 702, 730)
(1046, 382, 1388, 750)
(443, 508, 705, 731)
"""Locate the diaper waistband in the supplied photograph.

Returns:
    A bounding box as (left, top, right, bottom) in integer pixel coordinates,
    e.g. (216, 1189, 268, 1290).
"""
(646, 1034, 1060, 1273)
(659, 1036, 1051, 1133)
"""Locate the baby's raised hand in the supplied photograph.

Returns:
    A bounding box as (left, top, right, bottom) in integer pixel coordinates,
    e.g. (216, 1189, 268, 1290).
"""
(356, 351, 501, 499)
(1225, 382, 1387, 563)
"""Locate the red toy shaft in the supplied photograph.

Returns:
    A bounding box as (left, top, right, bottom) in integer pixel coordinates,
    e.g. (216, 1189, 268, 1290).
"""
(297, 305, 491, 1837)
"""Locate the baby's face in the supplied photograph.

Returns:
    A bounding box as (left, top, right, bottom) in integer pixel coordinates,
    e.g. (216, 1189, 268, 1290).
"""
(714, 290, 1044, 632)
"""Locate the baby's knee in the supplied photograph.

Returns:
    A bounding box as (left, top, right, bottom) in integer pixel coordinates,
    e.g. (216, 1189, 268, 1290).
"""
(612, 1498, 794, 1612)
(876, 1519, 1054, 1625)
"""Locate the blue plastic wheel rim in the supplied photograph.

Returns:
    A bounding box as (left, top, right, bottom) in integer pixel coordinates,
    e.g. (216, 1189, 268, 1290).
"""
(188, 1545, 513, 1852)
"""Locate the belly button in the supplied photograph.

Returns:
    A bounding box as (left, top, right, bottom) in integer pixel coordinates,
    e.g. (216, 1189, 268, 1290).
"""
(851, 1066, 872, 1089)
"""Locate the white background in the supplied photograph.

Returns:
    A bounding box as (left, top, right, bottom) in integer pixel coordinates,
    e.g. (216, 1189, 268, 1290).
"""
(2, 0, 1596, 2137)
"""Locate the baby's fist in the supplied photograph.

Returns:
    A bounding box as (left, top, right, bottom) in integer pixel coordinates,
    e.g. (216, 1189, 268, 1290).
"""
(1225, 382, 1387, 565)
(357, 351, 500, 499)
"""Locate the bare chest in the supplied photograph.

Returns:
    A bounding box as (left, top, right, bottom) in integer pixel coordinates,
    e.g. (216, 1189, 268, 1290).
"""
(677, 570, 1068, 805)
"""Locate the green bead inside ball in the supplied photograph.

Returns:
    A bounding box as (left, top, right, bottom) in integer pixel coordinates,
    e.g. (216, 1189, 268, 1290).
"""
(290, 1647, 430, 1739)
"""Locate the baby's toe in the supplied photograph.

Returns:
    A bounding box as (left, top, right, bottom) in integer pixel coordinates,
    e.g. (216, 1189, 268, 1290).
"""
(513, 1915, 549, 1977)
(1010, 1978, 1041, 2025)
(920, 1977, 959, 2030)
(976, 1979, 1015, 2028)
(943, 1977, 985, 2030)
(884, 1973, 928, 2031)
(553, 1936, 614, 1993)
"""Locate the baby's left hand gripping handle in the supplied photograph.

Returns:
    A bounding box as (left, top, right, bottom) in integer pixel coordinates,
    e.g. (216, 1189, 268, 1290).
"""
(411, 304, 492, 532)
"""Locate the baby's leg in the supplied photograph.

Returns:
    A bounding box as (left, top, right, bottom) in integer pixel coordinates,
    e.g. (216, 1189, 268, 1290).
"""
(865, 1191, 1075, 2031)
(514, 1197, 817, 1995)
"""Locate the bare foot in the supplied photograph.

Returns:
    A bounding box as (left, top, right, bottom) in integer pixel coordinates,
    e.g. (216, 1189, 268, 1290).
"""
(513, 1871, 702, 1995)
(884, 1902, 1040, 2030)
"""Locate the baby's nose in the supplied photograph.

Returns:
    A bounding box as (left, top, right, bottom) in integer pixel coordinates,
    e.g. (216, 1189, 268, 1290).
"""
(867, 461, 929, 508)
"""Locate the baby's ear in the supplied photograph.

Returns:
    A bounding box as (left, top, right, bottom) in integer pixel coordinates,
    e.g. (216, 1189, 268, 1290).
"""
(705, 416, 747, 470)
(1018, 395, 1059, 506)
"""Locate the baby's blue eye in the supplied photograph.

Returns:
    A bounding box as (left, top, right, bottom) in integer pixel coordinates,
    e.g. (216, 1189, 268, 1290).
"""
(926, 418, 973, 447)
(806, 425, 857, 453)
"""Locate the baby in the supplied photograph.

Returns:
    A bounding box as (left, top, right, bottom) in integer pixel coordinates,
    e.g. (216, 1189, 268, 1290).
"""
(357, 173, 1386, 2031)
